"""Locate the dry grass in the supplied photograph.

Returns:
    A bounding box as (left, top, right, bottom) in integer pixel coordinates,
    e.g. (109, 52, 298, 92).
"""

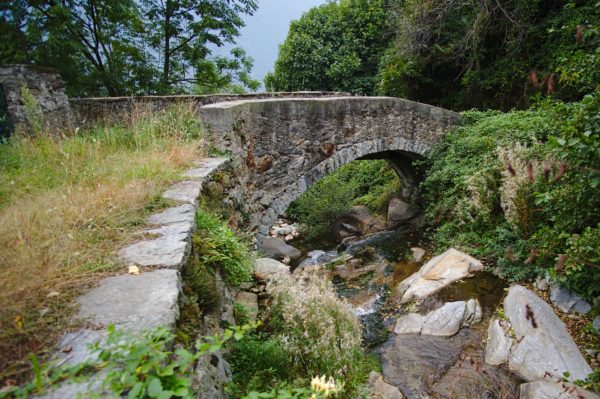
(0, 103, 205, 384)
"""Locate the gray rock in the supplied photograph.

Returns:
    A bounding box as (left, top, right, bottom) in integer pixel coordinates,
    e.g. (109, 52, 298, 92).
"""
(195, 352, 232, 399)
(254, 258, 290, 281)
(594, 316, 600, 332)
(410, 247, 426, 263)
(504, 284, 593, 382)
(534, 275, 550, 291)
(147, 204, 195, 226)
(236, 292, 259, 322)
(421, 301, 466, 336)
(463, 298, 483, 326)
(332, 206, 387, 241)
(118, 221, 192, 268)
(379, 328, 477, 398)
(484, 319, 512, 366)
(162, 180, 202, 205)
(387, 197, 419, 229)
(550, 284, 591, 314)
(394, 313, 425, 335)
(298, 250, 338, 267)
(519, 381, 600, 399)
(396, 248, 483, 303)
(259, 237, 301, 261)
(368, 371, 405, 399)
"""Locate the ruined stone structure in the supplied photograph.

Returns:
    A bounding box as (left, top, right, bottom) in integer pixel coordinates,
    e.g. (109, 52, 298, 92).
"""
(0, 65, 72, 136)
(198, 96, 461, 240)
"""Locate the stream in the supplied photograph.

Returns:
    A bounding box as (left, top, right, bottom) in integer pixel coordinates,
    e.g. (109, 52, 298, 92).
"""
(292, 226, 521, 399)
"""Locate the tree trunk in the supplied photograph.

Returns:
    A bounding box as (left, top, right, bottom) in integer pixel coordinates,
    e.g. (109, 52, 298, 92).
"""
(162, 0, 172, 91)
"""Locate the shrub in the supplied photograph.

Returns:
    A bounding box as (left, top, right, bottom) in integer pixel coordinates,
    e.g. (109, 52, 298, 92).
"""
(421, 94, 600, 299)
(288, 160, 399, 240)
(193, 209, 253, 287)
(227, 333, 292, 396)
(265, 272, 376, 396)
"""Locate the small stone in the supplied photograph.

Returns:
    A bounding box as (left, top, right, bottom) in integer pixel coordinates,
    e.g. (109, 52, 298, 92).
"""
(128, 265, 140, 275)
(368, 371, 404, 399)
(282, 256, 291, 265)
(236, 292, 259, 322)
(46, 291, 60, 298)
(254, 258, 289, 281)
(593, 316, 600, 332)
(284, 234, 294, 242)
(550, 284, 591, 314)
(410, 247, 426, 263)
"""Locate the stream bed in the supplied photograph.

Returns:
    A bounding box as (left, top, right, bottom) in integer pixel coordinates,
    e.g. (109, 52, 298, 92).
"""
(294, 227, 521, 399)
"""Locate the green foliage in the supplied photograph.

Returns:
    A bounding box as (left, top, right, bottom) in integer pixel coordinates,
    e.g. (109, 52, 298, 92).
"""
(378, 0, 600, 110)
(288, 160, 399, 239)
(265, 0, 392, 94)
(193, 208, 253, 287)
(421, 94, 600, 299)
(3, 324, 254, 398)
(227, 333, 292, 396)
(19, 86, 42, 135)
(0, 0, 258, 96)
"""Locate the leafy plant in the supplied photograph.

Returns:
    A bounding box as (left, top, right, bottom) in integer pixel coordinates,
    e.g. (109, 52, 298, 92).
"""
(3, 323, 255, 399)
(193, 209, 253, 287)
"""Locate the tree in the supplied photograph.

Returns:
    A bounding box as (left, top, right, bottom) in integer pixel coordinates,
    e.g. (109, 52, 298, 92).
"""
(265, 0, 392, 95)
(1, 0, 259, 96)
(378, 0, 600, 110)
(143, 0, 257, 93)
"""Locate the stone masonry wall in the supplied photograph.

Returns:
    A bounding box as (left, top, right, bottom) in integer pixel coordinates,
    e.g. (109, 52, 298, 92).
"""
(0, 65, 72, 135)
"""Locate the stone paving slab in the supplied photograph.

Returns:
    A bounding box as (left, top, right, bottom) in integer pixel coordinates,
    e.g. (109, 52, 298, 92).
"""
(183, 157, 228, 179)
(147, 204, 195, 226)
(118, 221, 193, 268)
(162, 180, 203, 205)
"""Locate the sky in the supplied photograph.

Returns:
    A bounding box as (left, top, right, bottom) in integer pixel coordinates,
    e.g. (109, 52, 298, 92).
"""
(211, 0, 329, 87)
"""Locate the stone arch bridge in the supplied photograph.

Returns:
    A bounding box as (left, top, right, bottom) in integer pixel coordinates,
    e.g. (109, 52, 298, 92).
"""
(198, 95, 460, 239)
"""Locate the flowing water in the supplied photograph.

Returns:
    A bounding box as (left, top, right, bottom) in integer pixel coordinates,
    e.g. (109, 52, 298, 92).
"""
(295, 226, 520, 399)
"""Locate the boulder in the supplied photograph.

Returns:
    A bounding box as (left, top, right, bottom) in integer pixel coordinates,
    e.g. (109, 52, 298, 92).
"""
(332, 206, 387, 241)
(484, 318, 512, 366)
(393, 313, 425, 335)
(396, 248, 483, 303)
(410, 247, 426, 263)
(519, 381, 600, 399)
(421, 301, 466, 336)
(504, 285, 593, 382)
(387, 197, 419, 229)
(550, 284, 591, 314)
(235, 292, 259, 322)
(394, 299, 482, 337)
(254, 258, 289, 281)
(259, 237, 301, 262)
(368, 371, 404, 399)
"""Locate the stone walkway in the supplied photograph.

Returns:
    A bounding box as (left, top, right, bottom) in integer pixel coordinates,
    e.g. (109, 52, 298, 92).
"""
(39, 158, 228, 398)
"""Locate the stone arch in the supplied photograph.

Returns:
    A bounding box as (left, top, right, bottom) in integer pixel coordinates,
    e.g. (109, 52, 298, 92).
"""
(255, 139, 426, 238)
(198, 95, 460, 239)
